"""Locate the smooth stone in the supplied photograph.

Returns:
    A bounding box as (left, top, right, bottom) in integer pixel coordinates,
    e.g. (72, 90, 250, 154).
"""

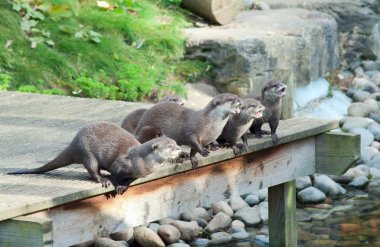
(210, 232, 231, 239)
(361, 146, 379, 163)
(353, 66, 366, 78)
(349, 128, 374, 146)
(369, 111, 380, 123)
(370, 167, 380, 178)
(195, 218, 208, 228)
(363, 60, 380, 71)
(169, 220, 201, 242)
(258, 188, 268, 201)
(313, 174, 346, 196)
(148, 223, 160, 233)
(329, 175, 353, 184)
(205, 212, 232, 233)
(344, 167, 367, 179)
(110, 228, 134, 241)
(180, 207, 209, 222)
(233, 206, 261, 226)
(231, 232, 251, 242)
(348, 176, 369, 189)
(231, 220, 245, 228)
(158, 224, 181, 244)
(94, 238, 127, 247)
(347, 102, 371, 117)
(355, 164, 371, 177)
(352, 90, 372, 102)
(364, 99, 380, 112)
(367, 122, 380, 141)
(229, 195, 249, 212)
(258, 202, 268, 223)
(189, 238, 209, 247)
(254, 235, 269, 246)
(227, 226, 246, 234)
(212, 201, 234, 217)
(167, 244, 190, 247)
(134, 227, 165, 247)
(353, 77, 378, 93)
(341, 117, 373, 131)
(244, 194, 260, 206)
(207, 236, 233, 246)
(159, 217, 176, 225)
(372, 141, 380, 150)
(297, 187, 326, 204)
(296, 176, 312, 190)
(367, 158, 380, 169)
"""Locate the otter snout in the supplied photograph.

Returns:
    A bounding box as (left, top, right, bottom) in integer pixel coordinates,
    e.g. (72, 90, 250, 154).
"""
(231, 98, 242, 114)
(277, 84, 287, 97)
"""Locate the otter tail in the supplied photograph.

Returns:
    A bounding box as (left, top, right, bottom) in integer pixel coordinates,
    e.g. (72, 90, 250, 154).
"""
(8, 147, 74, 175)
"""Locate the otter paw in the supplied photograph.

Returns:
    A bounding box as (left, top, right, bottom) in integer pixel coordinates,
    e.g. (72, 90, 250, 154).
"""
(116, 186, 129, 195)
(261, 130, 270, 135)
(179, 151, 190, 159)
(206, 143, 220, 151)
(271, 133, 278, 145)
(99, 177, 111, 188)
(200, 148, 210, 157)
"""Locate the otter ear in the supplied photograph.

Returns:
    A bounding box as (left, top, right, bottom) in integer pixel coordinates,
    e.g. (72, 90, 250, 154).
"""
(152, 143, 158, 151)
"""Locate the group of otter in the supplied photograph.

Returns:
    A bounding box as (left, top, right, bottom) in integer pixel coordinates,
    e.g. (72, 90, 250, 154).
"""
(8, 79, 286, 195)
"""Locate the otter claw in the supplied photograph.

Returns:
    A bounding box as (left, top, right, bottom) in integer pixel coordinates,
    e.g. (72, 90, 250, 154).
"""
(200, 149, 210, 157)
(116, 186, 129, 195)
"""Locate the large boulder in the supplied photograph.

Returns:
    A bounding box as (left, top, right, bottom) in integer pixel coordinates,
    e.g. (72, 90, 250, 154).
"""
(185, 8, 339, 96)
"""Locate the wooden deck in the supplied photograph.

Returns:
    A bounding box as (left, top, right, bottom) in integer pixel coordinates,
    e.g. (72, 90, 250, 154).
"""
(0, 91, 360, 246)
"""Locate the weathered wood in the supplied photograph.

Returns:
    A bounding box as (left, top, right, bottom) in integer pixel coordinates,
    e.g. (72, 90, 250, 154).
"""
(268, 181, 297, 247)
(0, 216, 53, 247)
(181, 0, 243, 25)
(316, 131, 360, 175)
(30, 138, 316, 247)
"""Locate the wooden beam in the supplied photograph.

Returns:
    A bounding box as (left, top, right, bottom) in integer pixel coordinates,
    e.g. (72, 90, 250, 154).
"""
(0, 216, 53, 247)
(28, 138, 315, 247)
(315, 132, 360, 175)
(268, 180, 297, 247)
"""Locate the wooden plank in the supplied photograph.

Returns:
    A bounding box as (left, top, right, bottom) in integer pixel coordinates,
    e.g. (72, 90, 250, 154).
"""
(0, 216, 53, 247)
(316, 132, 360, 175)
(28, 138, 316, 247)
(0, 117, 337, 222)
(268, 181, 296, 247)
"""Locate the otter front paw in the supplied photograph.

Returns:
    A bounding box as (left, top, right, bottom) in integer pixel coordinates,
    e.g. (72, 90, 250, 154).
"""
(271, 133, 278, 145)
(200, 148, 210, 157)
(98, 177, 112, 188)
(116, 185, 129, 195)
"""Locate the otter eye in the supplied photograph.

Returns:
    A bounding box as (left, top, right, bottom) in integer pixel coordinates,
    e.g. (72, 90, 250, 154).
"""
(250, 104, 256, 107)
(168, 144, 173, 148)
(228, 98, 233, 101)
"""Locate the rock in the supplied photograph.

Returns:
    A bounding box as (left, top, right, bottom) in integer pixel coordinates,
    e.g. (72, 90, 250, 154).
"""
(363, 60, 380, 71)
(369, 111, 380, 123)
(313, 174, 346, 196)
(167, 244, 190, 247)
(372, 141, 380, 150)
(195, 218, 208, 228)
(367, 122, 380, 141)
(361, 146, 379, 163)
(205, 212, 232, 233)
(244, 194, 260, 206)
(110, 228, 134, 242)
(231, 220, 245, 228)
(233, 206, 261, 226)
(347, 102, 372, 117)
(180, 207, 209, 222)
(329, 175, 353, 184)
(210, 232, 231, 239)
(207, 236, 233, 246)
(231, 232, 251, 242)
(349, 127, 374, 146)
(185, 8, 338, 96)
(254, 235, 269, 246)
(364, 99, 379, 112)
(148, 223, 160, 233)
(367, 156, 380, 169)
(258, 188, 268, 201)
(348, 176, 369, 189)
(158, 225, 181, 244)
(296, 176, 312, 190)
(159, 217, 175, 225)
(341, 117, 373, 131)
(352, 90, 372, 102)
(370, 168, 380, 178)
(190, 238, 209, 247)
(297, 186, 326, 204)
(134, 227, 165, 247)
(354, 78, 379, 93)
(229, 195, 249, 211)
(169, 220, 201, 242)
(227, 226, 246, 234)
(211, 201, 234, 217)
(258, 202, 268, 223)
(94, 238, 127, 247)
(355, 164, 371, 178)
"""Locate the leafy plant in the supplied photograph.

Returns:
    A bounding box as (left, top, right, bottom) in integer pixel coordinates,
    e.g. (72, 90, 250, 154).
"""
(0, 74, 12, 90)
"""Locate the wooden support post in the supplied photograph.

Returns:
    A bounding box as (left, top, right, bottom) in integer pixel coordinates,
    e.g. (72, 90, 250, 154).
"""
(268, 180, 297, 247)
(0, 216, 53, 247)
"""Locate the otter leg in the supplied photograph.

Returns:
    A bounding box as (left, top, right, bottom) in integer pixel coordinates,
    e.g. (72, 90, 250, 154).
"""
(83, 155, 111, 188)
(241, 133, 249, 151)
(189, 135, 210, 157)
(250, 121, 269, 138)
(269, 120, 279, 145)
(190, 148, 199, 169)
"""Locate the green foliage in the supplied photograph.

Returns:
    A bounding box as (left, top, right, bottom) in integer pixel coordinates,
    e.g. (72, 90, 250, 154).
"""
(18, 85, 40, 93)
(0, 74, 12, 90)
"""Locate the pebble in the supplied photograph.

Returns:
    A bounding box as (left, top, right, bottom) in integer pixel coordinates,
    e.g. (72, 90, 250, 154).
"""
(148, 223, 160, 233)
(210, 232, 231, 239)
(169, 220, 201, 242)
(227, 226, 246, 234)
(352, 90, 372, 102)
(254, 235, 269, 246)
(110, 228, 134, 241)
(349, 127, 374, 146)
(362, 60, 380, 71)
(341, 117, 373, 131)
(367, 122, 380, 141)
(212, 201, 234, 217)
(370, 167, 380, 177)
(231, 232, 251, 242)
(347, 102, 371, 117)
(94, 238, 127, 247)
(367, 157, 380, 169)
(189, 238, 209, 247)
(258, 188, 268, 201)
(159, 217, 175, 225)
(297, 186, 326, 204)
(329, 175, 353, 184)
(205, 212, 232, 233)
(229, 195, 249, 211)
(353, 77, 378, 93)
(167, 244, 190, 247)
(233, 206, 261, 226)
(158, 224, 181, 244)
(134, 227, 165, 247)
(195, 218, 208, 228)
(313, 174, 346, 196)
(348, 176, 369, 189)
(244, 194, 260, 206)
(360, 146, 379, 163)
(231, 219, 245, 228)
(258, 202, 268, 223)
(296, 176, 312, 190)
(180, 207, 209, 222)
(372, 141, 380, 150)
(207, 236, 233, 246)
(355, 164, 371, 177)
(369, 111, 380, 123)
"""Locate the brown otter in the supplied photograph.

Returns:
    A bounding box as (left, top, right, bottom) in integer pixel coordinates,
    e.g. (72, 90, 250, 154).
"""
(135, 93, 241, 169)
(8, 122, 181, 195)
(217, 98, 265, 155)
(121, 95, 185, 133)
(248, 79, 286, 145)
(135, 126, 164, 144)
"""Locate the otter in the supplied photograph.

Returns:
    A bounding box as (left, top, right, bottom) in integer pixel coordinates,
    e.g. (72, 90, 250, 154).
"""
(135, 93, 241, 169)
(121, 95, 185, 133)
(136, 126, 164, 144)
(248, 79, 286, 145)
(8, 122, 181, 195)
(217, 98, 265, 155)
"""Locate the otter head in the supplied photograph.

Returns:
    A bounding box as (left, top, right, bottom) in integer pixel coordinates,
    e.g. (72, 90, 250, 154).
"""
(262, 79, 287, 102)
(150, 136, 181, 161)
(161, 95, 185, 106)
(136, 126, 165, 144)
(240, 98, 265, 119)
(210, 93, 241, 117)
